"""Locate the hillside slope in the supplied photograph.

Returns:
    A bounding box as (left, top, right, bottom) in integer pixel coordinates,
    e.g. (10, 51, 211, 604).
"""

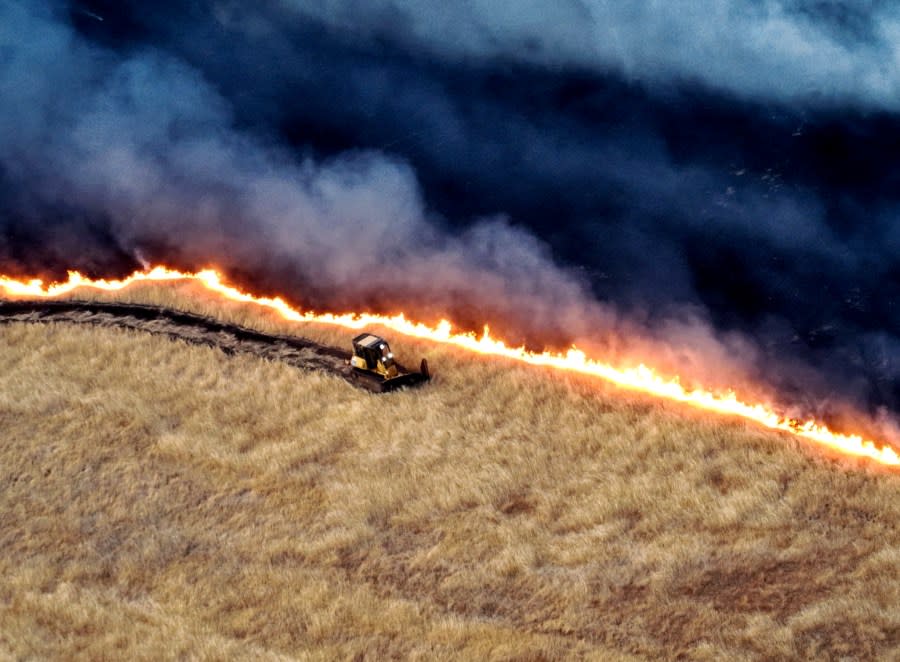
(0, 285, 898, 660)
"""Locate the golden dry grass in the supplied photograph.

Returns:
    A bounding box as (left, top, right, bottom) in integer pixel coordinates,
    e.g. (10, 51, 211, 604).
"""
(0, 283, 898, 660)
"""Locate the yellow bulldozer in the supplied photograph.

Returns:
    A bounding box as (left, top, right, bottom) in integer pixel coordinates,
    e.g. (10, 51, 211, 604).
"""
(348, 333, 430, 392)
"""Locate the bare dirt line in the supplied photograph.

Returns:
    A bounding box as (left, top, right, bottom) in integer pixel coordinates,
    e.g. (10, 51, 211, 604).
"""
(0, 299, 377, 390)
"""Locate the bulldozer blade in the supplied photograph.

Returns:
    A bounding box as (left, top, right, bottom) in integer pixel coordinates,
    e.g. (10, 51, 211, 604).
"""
(379, 370, 430, 393)
(347, 359, 431, 393)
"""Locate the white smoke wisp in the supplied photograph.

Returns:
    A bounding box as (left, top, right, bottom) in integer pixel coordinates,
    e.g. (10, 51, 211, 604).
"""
(279, 0, 900, 108)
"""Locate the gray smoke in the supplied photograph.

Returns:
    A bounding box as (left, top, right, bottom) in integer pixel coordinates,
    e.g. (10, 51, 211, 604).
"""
(280, 0, 900, 108)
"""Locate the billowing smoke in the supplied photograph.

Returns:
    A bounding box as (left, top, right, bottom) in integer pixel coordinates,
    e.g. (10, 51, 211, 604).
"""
(2, 1, 899, 435)
(0, 1, 616, 344)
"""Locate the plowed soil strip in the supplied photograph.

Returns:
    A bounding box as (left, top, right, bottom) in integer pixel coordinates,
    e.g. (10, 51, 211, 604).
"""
(0, 299, 385, 391)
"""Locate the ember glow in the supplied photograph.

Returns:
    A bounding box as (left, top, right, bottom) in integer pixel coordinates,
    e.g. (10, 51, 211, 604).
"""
(1, 266, 898, 468)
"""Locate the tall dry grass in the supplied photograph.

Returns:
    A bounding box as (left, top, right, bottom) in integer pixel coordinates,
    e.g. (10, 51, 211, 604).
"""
(0, 284, 897, 660)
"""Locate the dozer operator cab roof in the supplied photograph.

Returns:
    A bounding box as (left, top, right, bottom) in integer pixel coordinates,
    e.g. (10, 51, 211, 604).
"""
(352, 333, 394, 371)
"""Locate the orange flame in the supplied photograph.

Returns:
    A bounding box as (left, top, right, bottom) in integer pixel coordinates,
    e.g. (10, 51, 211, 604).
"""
(1, 265, 898, 468)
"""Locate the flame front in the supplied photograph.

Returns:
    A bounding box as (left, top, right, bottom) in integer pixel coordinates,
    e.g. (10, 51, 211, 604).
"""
(2, 266, 898, 468)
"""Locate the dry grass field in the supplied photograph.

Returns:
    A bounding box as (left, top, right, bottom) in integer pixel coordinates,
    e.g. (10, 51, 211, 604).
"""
(0, 282, 898, 660)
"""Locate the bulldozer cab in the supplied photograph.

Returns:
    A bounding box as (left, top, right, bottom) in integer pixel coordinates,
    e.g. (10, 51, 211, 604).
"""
(347, 333, 431, 392)
(351, 333, 398, 377)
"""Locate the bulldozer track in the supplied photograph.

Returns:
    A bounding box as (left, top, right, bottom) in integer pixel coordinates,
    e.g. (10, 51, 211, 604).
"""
(0, 299, 418, 392)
